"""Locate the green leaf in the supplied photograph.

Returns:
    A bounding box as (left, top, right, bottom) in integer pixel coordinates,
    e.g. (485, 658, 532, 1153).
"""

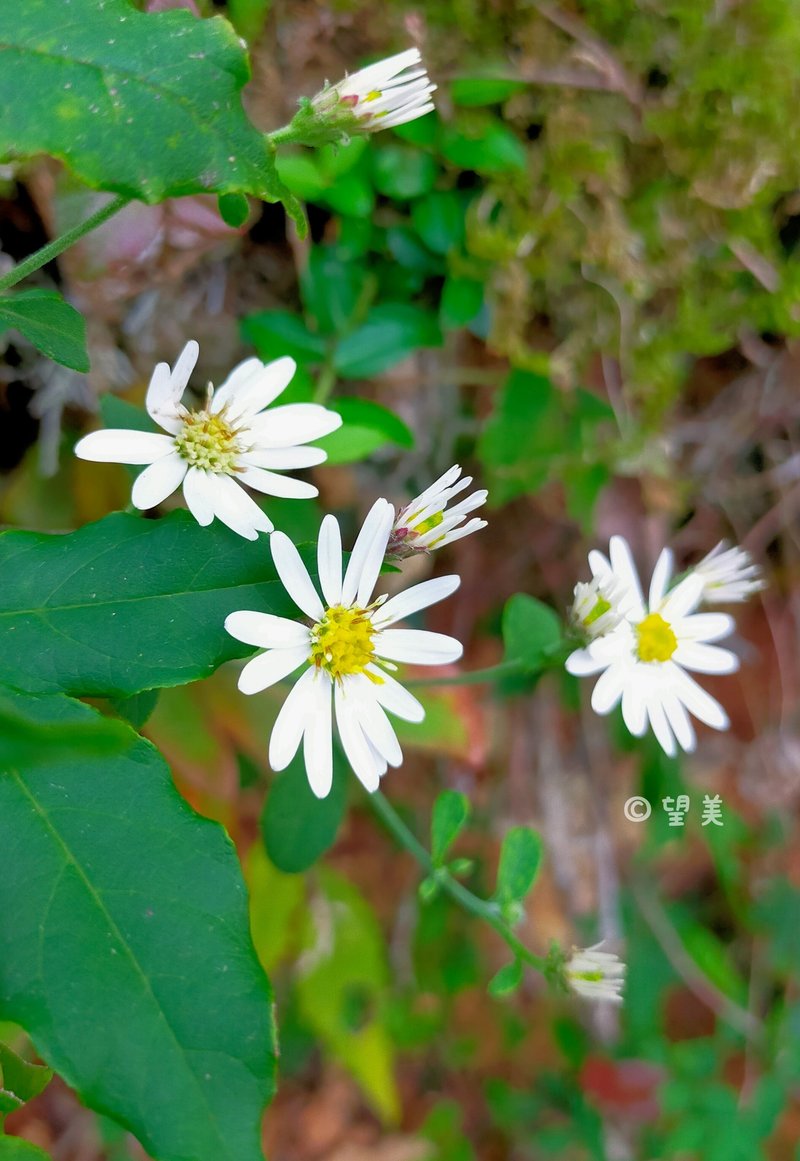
(487, 959, 523, 998)
(217, 192, 250, 228)
(371, 146, 438, 200)
(316, 397, 414, 465)
(0, 1, 281, 204)
(0, 1141, 53, 1161)
(0, 291, 88, 372)
(0, 1043, 52, 1118)
(321, 172, 375, 219)
(275, 153, 328, 201)
(495, 827, 542, 904)
(0, 510, 297, 697)
(108, 688, 159, 729)
(300, 248, 366, 336)
(241, 309, 327, 365)
(227, 0, 272, 43)
(295, 869, 398, 1122)
(440, 277, 484, 330)
(334, 303, 442, 378)
(441, 121, 526, 174)
(450, 77, 527, 106)
(261, 747, 347, 873)
(0, 691, 275, 1161)
(431, 790, 471, 866)
(410, 191, 468, 255)
(502, 593, 562, 674)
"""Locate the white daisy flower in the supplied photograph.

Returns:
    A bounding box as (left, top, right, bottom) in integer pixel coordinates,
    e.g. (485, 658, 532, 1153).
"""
(566, 536, 739, 757)
(566, 943, 625, 1004)
(694, 541, 765, 605)
(313, 48, 436, 133)
(570, 568, 635, 642)
(74, 341, 342, 541)
(387, 465, 488, 559)
(224, 499, 463, 797)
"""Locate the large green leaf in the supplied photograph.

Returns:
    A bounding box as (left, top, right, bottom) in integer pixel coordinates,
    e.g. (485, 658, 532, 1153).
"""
(0, 0, 278, 203)
(0, 510, 296, 697)
(0, 691, 275, 1161)
(261, 747, 347, 874)
(0, 291, 89, 372)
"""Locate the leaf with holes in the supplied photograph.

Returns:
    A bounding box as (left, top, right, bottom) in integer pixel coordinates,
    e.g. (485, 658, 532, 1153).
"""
(0, 690, 275, 1161)
(0, 0, 281, 204)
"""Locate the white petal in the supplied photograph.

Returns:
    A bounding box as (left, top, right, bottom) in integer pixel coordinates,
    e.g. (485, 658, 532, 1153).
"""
(248, 403, 342, 448)
(269, 667, 317, 770)
(74, 429, 175, 465)
(374, 628, 463, 666)
(224, 611, 310, 650)
(303, 670, 334, 798)
(646, 696, 677, 757)
(669, 665, 730, 730)
(237, 646, 308, 695)
(407, 464, 462, 511)
(341, 498, 394, 606)
(621, 679, 647, 736)
(350, 677, 403, 766)
(241, 446, 327, 471)
(588, 549, 612, 578)
(145, 363, 182, 434)
(648, 547, 673, 610)
(170, 340, 200, 392)
(590, 664, 627, 714)
(270, 531, 324, 620)
(609, 536, 645, 618)
(356, 501, 395, 606)
(365, 735, 390, 779)
(565, 648, 608, 677)
(317, 515, 343, 606)
(213, 356, 296, 419)
(182, 466, 216, 526)
(431, 519, 487, 548)
(661, 690, 696, 753)
(130, 451, 187, 509)
(334, 680, 381, 792)
(373, 575, 460, 627)
(366, 665, 425, 722)
(238, 466, 318, 499)
(677, 613, 735, 643)
(673, 642, 739, 675)
(212, 475, 273, 540)
(660, 572, 704, 620)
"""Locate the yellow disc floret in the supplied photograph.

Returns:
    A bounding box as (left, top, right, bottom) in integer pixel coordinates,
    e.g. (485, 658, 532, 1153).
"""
(415, 510, 444, 537)
(309, 605, 376, 681)
(583, 595, 612, 628)
(636, 613, 678, 663)
(174, 409, 241, 473)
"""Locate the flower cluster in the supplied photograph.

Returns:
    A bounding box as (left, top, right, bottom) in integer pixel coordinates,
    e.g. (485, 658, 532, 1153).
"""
(566, 944, 626, 1004)
(566, 536, 763, 756)
(75, 341, 341, 541)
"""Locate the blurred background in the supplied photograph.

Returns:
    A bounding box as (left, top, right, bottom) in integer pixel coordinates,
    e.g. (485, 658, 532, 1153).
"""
(2, 0, 799, 1158)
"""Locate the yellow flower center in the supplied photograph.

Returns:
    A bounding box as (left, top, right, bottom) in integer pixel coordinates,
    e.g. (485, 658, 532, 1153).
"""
(635, 613, 678, 663)
(364, 89, 383, 103)
(309, 605, 377, 681)
(415, 510, 444, 536)
(583, 595, 611, 627)
(572, 970, 604, 982)
(174, 409, 241, 472)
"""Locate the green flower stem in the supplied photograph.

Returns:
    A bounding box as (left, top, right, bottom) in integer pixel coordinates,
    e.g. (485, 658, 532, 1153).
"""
(0, 194, 129, 293)
(368, 789, 545, 974)
(406, 660, 524, 688)
(314, 355, 338, 404)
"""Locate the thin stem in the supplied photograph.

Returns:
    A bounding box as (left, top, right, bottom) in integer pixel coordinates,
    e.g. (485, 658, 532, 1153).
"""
(314, 355, 338, 404)
(368, 789, 545, 973)
(267, 125, 296, 146)
(406, 659, 523, 688)
(0, 194, 129, 293)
